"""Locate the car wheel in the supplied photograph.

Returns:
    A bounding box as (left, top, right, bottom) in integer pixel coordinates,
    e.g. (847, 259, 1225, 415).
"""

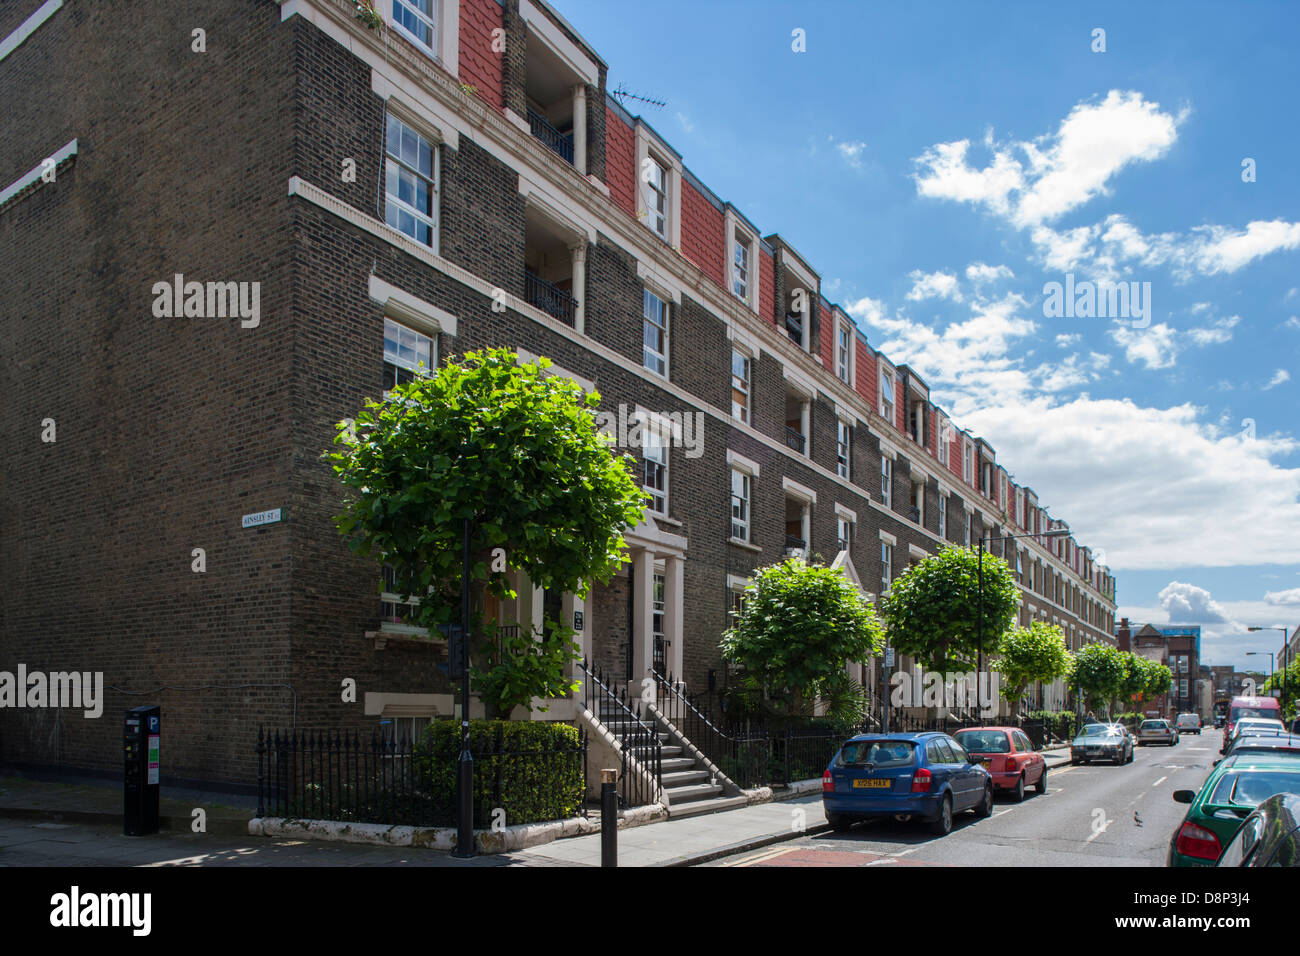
(1070, 757, 1080, 765)
(1126, 746, 1134, 764)
(976, 784, 994, 817)
(1113, 751, 1123, 765)
(1013, 775, 1025, 802)
(827, 812, 852, 833)
(1035, 765, 1047, 794)
(929, 795, 953, 836)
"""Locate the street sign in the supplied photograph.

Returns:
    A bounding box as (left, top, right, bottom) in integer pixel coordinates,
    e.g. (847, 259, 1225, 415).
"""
(573, 610, 584, 631)
(885, 647, 895, 667)
(241, 508, 282, 529)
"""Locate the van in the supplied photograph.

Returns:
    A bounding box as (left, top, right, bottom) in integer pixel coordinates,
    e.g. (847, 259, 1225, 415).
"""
(1226, 696, 1282, 740)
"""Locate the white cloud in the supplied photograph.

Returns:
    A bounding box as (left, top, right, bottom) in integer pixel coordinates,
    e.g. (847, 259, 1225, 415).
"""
(914, 91, 1184, 229)
(1285, 316, 1300, 331)
(835, 139, 869, 169)
(1055, 333, 1081, 348)
(1159, 581, 1232, 624)
(1265, 588, 1300, 606)
(1193, 220, 1300, 275)
(676, 112, 695, 134)
(1186, 313, 1240, 346)
(1264, 369, 1290, 390)
(906, 269, 962, 302)
(966, 262, 1014, 283)
(1110, 323, 1179, 369)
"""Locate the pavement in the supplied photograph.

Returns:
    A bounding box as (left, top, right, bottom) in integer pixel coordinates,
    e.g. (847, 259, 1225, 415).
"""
(0, 747, 1077, 867)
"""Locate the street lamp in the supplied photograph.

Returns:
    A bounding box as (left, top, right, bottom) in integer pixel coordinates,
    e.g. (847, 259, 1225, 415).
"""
(1247, 626, 1291, 711)
(976, 528, 1069, 715)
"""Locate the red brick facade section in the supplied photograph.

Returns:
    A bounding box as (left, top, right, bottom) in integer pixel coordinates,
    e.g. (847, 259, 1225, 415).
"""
(855, 340, 876, 413)
(759, 248, 775, 327)
(605, 107, 636, 217)
(895, 380, 905, 433)
(680, 181, 725, 288)
(459, 0, 504, 110)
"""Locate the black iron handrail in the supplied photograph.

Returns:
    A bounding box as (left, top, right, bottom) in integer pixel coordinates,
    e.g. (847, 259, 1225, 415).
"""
(784, 426, 806, 454)
(577, 658, 661, 808)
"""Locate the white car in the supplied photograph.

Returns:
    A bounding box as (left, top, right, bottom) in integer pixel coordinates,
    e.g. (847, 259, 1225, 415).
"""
(1175, 713, 1202, 735)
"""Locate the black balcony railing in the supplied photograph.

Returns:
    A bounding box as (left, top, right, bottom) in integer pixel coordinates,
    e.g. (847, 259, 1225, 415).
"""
(909, 506, 921, 523)
(784, 534, 806, 551)
(524, 270, 576, 325)
(784, 426, 806, 454)
(527, 107, 574, 165)
(784, 311, 803, 346)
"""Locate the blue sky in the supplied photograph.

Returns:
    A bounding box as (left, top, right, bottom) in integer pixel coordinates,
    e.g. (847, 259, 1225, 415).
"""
(557, 0, 1300, 668)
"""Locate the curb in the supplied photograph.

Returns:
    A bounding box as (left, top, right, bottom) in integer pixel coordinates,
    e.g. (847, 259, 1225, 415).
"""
(657, 820, 833, 867)
(0, 805, 253, 837)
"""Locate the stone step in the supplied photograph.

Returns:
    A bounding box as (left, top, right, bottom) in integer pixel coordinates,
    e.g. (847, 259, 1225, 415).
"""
(665, 794, 750, 819)
(663, 781, 724, 803)
(661, 769, 712, 787)
(659, 757, 697, 773)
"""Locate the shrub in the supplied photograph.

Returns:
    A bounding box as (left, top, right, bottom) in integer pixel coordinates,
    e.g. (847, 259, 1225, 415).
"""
(415, 719, 585, 826)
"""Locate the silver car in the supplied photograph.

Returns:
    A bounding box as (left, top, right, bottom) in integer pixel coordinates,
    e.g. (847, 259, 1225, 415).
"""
(1137, 718, 1179, 746)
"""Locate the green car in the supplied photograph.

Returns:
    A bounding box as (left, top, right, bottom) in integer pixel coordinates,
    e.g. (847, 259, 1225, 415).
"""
(1168, 754, 1300, 866)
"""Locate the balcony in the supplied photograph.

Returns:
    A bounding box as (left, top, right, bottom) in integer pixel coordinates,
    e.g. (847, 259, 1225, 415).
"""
(784, 311, 803, 347)
(784, 534, 807, 551)
(527, 106, 574, 165)
(909, 506, 921, 524)
(524, 270, 576, 325)
(784, 425, 806, 454)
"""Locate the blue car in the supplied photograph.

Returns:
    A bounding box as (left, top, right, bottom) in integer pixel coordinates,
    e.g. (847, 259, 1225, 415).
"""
(822, 732, 994, 836)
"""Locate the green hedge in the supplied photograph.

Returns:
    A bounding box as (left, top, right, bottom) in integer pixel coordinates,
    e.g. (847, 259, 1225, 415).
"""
(415, 719, 585, 826)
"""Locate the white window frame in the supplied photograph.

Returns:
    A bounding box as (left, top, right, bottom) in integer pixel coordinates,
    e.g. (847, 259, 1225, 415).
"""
(643, 154, 669, 239)
(390, 0, 441, 60)
(880, 454, 892, 508)
(964, 510, 972, 547)
(642, 288, 668, 377)
(641, 421, 668, 515)
(836, 320, 853, 385)
(880, 531, 896, 594)
(732, 230, 750, 301)
(963, 440, 974, 486)
(837, 515, 854, 553)
(880, 366, 895, 425)
(726, 209, 761, 315)
(636, 124, 681, 247)
(836, 420, 851, 479)
(384, 111, 441, 250)
(730, 348, 751, 424)
(382, 316, 436, 396)
(938, 491, 947, 539)
(730, 467, 751, 543)
(937, 416, 950, 467)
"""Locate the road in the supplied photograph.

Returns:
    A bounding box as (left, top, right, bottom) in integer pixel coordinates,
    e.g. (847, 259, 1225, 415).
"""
(704, 729, 1223, 867)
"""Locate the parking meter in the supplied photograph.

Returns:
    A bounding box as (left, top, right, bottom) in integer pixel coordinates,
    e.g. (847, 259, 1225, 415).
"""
(124, 705, 160, 835)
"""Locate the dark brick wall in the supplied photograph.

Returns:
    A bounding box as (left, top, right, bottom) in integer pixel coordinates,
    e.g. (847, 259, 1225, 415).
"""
(0, 0, 298, 783)
(440, 137, 527, 295)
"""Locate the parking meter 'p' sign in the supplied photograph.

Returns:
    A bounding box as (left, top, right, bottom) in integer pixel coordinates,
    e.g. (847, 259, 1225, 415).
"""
(124, 705, 161, 836)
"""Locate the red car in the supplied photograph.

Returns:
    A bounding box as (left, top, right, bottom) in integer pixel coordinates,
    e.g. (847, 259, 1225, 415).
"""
(951, 727, 1047, 802)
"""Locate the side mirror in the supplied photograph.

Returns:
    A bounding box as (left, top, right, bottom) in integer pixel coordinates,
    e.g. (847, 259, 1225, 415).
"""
(1172, 790, 1195, 804)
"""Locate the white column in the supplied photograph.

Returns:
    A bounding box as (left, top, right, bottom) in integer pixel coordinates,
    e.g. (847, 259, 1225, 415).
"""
(630, 549, 655, 694)
(569, 241, 586, 335)
(572, 84, 588, 175)
(664, 554, 684, 681)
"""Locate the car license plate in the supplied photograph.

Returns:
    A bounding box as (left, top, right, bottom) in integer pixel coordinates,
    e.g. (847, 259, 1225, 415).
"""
(852, 778, 891, 789)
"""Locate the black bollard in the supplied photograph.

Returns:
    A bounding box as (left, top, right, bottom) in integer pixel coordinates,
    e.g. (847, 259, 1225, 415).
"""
(600, 769, 617, 867)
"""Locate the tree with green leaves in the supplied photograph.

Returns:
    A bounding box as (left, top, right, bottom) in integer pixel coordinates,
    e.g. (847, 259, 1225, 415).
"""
(1069, 642, 1128, 718)
(720, 557, 884, 727)
(1263, 658, 1300, 721)
(877, 545, 1020, 672)
(326, 347, 646, 718)
(993, 620, 1072, 703)
(1142, 659, 1174, 710)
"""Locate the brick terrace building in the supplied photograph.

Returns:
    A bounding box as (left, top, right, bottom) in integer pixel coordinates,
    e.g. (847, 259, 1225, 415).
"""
(0, 0, 1117, 788)
(1116, 621, 1200, 717)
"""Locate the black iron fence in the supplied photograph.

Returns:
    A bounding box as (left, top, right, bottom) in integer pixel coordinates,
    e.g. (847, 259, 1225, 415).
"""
(578, 659, 662, 809)
(524, 270, 577, 325)
(256, 724, 586, 828)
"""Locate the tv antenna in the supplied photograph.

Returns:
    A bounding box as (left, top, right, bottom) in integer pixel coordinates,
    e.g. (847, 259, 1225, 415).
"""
(610, 83, 667, 110)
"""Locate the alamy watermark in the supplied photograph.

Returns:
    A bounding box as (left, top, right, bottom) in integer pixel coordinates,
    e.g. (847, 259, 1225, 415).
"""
(593, 404, 704, 459)
(0, 665, 103, 718)
(1042, 273, 1151, 328)
(152, 273, 260, 328)
(890, 668, 1000, 718)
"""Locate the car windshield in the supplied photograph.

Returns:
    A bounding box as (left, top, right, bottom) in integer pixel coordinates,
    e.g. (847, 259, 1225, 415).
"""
(1232, 706, 1278, 722)
(1208, 770, 1300, 809)
(838, 740, 916, 768)
(1140, 721, 1167, 729)
(1234, 720, 1284, 737)
(1079, 724, 1111, 736)
(954, 731, 1010, 753)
